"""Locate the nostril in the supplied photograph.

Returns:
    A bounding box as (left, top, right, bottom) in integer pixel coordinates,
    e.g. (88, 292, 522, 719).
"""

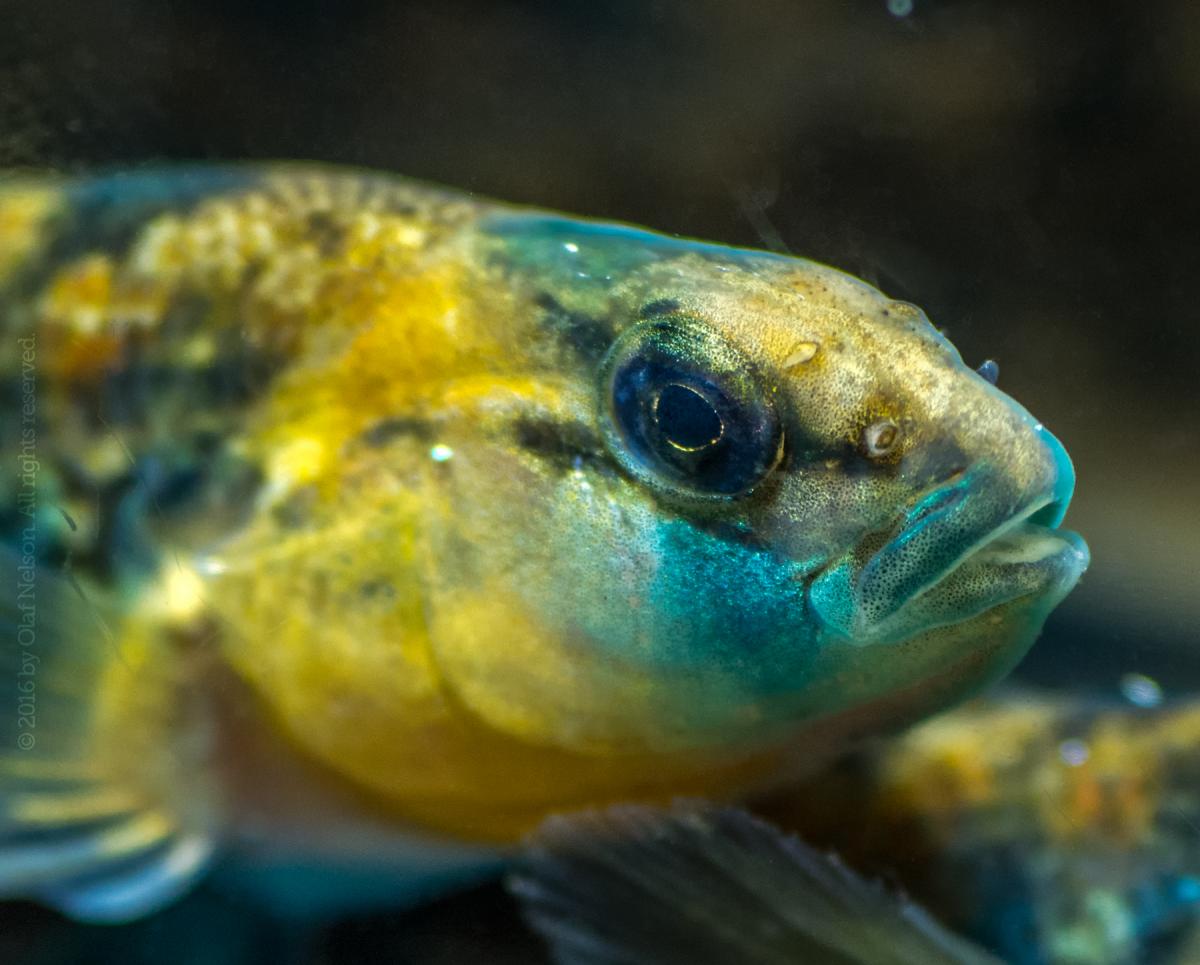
(862, 420, 901, 459)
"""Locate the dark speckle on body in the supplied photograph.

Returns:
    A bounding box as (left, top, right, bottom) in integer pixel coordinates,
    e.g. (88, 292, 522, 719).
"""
(533, 291, 613, 365)
(359, 416, 432, 448)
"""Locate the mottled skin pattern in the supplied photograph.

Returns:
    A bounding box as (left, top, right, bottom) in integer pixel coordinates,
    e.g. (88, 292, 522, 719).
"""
(0, 165, 1086, 914)
(760, 694, 1200, 965)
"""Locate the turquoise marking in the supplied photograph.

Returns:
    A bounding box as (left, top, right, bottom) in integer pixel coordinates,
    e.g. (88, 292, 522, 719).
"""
(482, 213, 788, 305)
(807, 560, 857, 640)
(535, 499, 818, 685)
(1031, 423, 1075, 528)
(209, 854, 503, 921)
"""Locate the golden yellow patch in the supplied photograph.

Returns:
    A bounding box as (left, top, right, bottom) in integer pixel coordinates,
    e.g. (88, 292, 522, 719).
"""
(37, 254, 125, 382)
(35, 248, 178, 384)
(0, 184, 63, 286)
(877, 701, 1059, 820)
(42, 254, 114, 334)
(1040, 718, 1160, 845)
(245, 249, 510, 503)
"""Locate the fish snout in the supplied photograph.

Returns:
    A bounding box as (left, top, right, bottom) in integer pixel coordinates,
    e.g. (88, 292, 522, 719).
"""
(808, 405, 1081, 643)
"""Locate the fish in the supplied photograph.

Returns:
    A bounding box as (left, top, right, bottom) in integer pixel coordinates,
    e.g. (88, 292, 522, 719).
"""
(514, 685, 1200, 965)
(749, 689, 1200, 965)
(0, 163, 1088, 923)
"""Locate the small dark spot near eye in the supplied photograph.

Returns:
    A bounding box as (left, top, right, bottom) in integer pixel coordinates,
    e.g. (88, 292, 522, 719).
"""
(639, 299, 681, 319)
(515, 418, 570, 455)
(360, 416, 430, 448)
(535, 292, 612, 362)
(514, 417, 606, 471)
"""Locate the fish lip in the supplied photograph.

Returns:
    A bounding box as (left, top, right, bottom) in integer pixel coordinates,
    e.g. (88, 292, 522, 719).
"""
(893, 474, 1050, 576)
(882, 420, 1077, 582)
(831, 517, 1086, 645)
(909, 520, 1089, 631)
(868, 502, 1087, 639)
(808, 466, 1084, 643)
(904, 495, 1064, 596)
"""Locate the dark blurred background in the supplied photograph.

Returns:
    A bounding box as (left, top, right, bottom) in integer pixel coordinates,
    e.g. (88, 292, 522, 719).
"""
(2, 0, 1198, 961)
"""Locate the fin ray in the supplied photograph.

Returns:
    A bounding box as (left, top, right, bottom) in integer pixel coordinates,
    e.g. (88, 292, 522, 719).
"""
(0, 810, 173, 890)
(45, 834, 214, 922)
(510, 802, 1001, 965)
(0, 549, 216, 921)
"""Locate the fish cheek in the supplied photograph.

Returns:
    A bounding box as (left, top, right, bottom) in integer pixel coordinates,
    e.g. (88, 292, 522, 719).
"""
(776, 588, 1063, 754)
(422, 450, 818, 754)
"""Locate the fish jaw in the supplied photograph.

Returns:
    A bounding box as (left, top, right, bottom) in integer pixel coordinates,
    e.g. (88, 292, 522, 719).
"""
(808, 413, 1088, 648)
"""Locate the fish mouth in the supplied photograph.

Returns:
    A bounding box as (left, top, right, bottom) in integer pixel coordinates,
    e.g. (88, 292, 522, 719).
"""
(866, 509, 1089, 643)
(808, 461, 1089, 644)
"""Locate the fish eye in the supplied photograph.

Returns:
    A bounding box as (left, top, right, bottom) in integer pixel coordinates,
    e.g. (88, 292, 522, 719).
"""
(600, 317, 782, 496)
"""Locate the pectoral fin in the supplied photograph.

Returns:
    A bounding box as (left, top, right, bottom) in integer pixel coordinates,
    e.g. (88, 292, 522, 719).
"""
(510, 802, 999, 965)
(0, 550, 215, 922)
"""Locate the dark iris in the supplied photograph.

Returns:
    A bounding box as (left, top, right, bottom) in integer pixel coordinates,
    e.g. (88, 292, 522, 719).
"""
(602, 318, 782, 496)
(654, 383, 723, 450)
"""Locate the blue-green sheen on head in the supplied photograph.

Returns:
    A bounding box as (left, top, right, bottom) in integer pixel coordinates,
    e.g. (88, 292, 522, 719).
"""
(423, 213, 1087, 757)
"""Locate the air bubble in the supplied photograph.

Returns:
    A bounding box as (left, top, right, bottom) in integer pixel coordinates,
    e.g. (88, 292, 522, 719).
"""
(1119, 673, 1163, 708)
(1059, 739, 1089, 767)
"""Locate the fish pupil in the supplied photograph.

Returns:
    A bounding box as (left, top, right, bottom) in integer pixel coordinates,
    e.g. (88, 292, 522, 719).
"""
(603, 318, 782, 496)
(654, 383, 724, 451)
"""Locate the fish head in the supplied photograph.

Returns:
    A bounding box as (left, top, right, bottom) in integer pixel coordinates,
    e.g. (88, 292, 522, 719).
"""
(422, 216, 1088, 765)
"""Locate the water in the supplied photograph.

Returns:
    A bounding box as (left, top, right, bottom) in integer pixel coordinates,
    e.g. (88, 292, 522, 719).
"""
(2, 1, 1198, 962)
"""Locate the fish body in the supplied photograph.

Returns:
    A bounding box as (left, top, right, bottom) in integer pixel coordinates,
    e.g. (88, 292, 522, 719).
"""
(0, 164, 1087, 921)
